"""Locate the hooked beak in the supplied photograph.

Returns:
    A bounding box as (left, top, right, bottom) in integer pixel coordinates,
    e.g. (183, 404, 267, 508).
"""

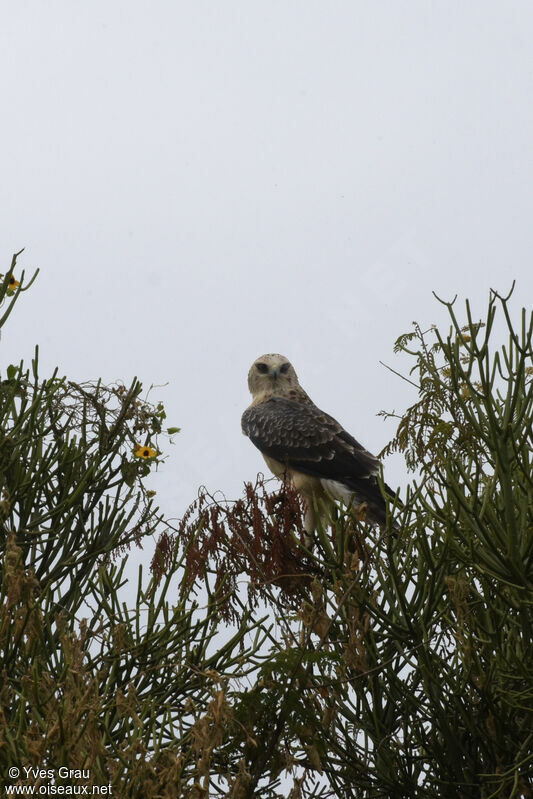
(271, 367, 279, 379)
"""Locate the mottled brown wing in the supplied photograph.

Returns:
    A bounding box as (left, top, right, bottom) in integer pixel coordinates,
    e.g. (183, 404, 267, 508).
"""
(241, 396, 380, 486)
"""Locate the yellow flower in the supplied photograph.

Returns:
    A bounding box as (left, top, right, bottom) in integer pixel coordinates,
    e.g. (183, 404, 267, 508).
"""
(1, 273, 20, 293)
(134, 444, 157, 459)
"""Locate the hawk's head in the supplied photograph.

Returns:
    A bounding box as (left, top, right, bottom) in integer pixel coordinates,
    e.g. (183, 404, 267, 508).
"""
(247, 354, 299, 398)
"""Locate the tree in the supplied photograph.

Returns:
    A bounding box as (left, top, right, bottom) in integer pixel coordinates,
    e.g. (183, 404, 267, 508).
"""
(0, 253, 267, 797)
(2, 253, 532, 798)
(162, 286, 532, 798)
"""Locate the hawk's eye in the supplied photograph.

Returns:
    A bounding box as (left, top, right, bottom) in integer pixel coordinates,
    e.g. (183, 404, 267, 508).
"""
(280, 363, 290, 374)
(256, 362, 269, 374)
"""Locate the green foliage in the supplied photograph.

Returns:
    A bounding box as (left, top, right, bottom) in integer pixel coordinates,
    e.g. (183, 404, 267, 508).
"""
(1, 253, 532, 798)
(0, 253, 266, 796)
(275, 287, 532, 798)
(168, 287, 532, 798)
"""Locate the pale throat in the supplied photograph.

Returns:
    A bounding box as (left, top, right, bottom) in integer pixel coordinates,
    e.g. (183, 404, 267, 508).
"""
(250, 379, 295, 404)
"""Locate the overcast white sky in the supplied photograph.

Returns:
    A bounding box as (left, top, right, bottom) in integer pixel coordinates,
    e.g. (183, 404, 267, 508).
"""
(2, 2, 533, 530)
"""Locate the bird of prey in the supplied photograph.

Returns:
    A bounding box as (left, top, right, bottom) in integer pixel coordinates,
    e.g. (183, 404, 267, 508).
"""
(241, 353, 395, 539)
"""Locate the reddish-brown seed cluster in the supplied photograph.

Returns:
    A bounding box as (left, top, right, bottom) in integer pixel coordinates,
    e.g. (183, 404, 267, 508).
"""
(151, 476, 321, 621)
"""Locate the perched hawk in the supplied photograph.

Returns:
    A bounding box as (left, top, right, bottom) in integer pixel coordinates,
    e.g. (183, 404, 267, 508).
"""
(241, 353, 395, 538)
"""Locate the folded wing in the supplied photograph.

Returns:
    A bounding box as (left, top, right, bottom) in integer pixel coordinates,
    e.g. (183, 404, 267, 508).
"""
(241, 396, 381, 490)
